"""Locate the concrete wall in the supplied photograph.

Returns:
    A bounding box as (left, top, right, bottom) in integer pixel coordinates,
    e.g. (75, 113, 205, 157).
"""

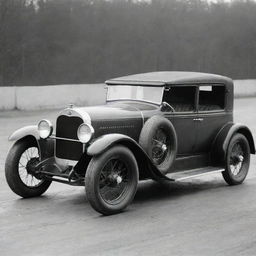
(0, 87, 16, 110)
(233, 79, 256, 98)
(0, 83, 106, 110)
(0, 80, 256, 110)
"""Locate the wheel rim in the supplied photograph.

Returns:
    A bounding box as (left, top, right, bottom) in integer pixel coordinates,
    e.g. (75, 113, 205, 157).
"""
(18, 147, 44, 188)
(99, 158, 130, 204)
(151, 128, 170, 165)
(229, 142, 245, 176)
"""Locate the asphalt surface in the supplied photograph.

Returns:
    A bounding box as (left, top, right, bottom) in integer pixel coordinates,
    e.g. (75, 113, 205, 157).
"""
(0, 98, 256, 256)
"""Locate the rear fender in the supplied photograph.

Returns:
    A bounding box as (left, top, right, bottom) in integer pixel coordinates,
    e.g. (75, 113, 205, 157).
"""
(211, 122, 255, 165)
(87, 133, 171, 181)
(8, 125, 54, 160)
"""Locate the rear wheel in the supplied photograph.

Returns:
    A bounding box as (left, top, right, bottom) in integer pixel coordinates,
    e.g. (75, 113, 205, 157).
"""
(5, 138, 52, 198)
(85, 146, 138, 215)
(222, 133, 250, 185)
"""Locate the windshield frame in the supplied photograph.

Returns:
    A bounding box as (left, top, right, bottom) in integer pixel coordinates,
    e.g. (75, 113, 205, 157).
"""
(106, 85, 164, 105)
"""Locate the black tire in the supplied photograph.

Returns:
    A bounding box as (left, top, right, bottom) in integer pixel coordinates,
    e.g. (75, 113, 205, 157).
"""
(139, 115, 177, 174)
(222, 133, 250, 185)
(5, 138, 52, 198)
(85, 145, 139, 215)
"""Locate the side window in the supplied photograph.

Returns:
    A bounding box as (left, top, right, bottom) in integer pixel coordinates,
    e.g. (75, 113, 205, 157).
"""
(199, 85, 225, 111)
(163, 86, 196, 112)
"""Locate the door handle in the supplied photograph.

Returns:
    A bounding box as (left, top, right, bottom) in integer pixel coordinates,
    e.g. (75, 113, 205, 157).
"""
(193, 118, 204, 122)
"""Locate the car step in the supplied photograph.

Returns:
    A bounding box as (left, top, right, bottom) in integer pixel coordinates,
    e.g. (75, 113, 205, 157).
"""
(167, 166, 225, 181)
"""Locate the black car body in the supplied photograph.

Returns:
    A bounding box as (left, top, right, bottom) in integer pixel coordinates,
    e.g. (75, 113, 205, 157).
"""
(5, 72, 255, 215)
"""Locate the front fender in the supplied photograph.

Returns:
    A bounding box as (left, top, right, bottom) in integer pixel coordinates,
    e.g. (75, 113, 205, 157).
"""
(212, 122, 255, 165)
(9, 125, 40, 141)
(87, 133, 172, 181)
(8, 125, 54, 160)
(87, 134, 137, 156)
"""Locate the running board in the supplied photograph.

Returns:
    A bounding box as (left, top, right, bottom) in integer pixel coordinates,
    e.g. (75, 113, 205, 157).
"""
(167, 167, 225, 181)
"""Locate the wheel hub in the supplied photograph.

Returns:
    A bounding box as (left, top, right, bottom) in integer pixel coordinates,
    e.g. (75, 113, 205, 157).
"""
(114, 174, 123, 184)
(151, 128, 170, 166)
(161, 144, 167, 152)
(108, 173, 123, 185)
(98, 157, 130, 204)
(238, 155, 244, 162)
(232, 155, 244, 165)
(26, 158, 40, 175)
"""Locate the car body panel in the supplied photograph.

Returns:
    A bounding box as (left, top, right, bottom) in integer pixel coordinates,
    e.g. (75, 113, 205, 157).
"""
(87, 133, 173, 181)
(87, 133, 137, 156)
(211, 122, 255, 165)
(165, 113, 197, 155)
(195, 111, 233, 153)
(7, 71, 255, 184)
(88, 103, 144, 141)
(9, 125, 40, 141)
(8, 125, 54, 161)
(106, 71, 233, 87)
(221, 123, 255, 154)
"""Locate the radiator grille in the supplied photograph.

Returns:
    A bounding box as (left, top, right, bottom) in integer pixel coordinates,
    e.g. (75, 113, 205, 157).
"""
(56, 115, 83, 160)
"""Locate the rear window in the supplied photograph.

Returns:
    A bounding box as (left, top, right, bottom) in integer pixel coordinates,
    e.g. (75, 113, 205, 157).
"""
(199, 85, 225, 111)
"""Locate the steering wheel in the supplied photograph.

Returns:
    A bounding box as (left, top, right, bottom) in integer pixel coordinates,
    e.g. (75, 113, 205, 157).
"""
(161, 102, 175, 112)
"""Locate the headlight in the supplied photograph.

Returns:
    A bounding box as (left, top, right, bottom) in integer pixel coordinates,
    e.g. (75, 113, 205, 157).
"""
(77, 123, 94, 143)
(38, 119, 53, 139)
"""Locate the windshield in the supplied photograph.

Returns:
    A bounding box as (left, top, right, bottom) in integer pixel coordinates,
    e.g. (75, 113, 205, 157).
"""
(107, 85, 163, 105)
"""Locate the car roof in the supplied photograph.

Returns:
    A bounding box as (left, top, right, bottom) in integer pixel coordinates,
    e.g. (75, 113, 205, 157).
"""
(105, 71, 233, 87)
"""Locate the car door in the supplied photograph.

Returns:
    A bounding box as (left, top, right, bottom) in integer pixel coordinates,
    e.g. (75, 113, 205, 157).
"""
(162, 85, 197, 156)
(194, 84, 231, 153)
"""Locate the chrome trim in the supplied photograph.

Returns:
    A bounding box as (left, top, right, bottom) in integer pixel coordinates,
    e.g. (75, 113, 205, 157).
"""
(105, 80, 165, 86)
(99, 125, 135, 130)
(173, 169, 224, 181)
(50, 135, 80, 143)
(38, 119, 53, 139)
(193, 118, 204, 122)
(106, 99, 161, 106)
(106, 87, 164, 106)
(140, 110, 145, 125)
(59, 107, 91, 124)
(77, 123, 94, 143)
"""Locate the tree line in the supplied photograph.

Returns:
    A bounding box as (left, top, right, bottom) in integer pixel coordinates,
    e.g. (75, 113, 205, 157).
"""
(1, 0, 256, 86)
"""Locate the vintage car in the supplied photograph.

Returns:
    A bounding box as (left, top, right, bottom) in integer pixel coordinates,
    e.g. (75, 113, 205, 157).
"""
(5, 71, 255, 215)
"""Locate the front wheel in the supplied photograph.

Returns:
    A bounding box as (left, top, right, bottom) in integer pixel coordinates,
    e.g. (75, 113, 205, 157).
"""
(222, 133, 250, 185)
(85, 145, 139, 215)
(5, 138, 52, 198)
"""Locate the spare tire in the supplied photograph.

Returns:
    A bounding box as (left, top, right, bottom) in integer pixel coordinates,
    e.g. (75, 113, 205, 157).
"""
(139, 115, 177, 174)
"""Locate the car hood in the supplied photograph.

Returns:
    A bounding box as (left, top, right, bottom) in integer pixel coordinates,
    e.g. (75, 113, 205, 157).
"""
(59, 101, 159, 141)
(79, 102, 143, 120)
(67, 101, 158, 121)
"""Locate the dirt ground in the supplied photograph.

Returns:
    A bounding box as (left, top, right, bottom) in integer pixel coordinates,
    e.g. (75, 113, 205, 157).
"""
(0, 98, 256, 256)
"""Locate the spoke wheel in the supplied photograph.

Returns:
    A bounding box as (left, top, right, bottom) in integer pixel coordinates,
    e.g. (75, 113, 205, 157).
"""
(18, 147, 44, 188)
(99, 158, 130, 204)
(229, 143, 244, 176)
(85, 146, 138, 215)
(222, 133, 250, 185)
(5, 138, 52, 198)
(151, 128, 170, 166)
(139, 115, 177, 175)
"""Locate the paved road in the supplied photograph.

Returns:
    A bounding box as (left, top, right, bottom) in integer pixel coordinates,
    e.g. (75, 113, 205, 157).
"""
(0, 98, 256, 256)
